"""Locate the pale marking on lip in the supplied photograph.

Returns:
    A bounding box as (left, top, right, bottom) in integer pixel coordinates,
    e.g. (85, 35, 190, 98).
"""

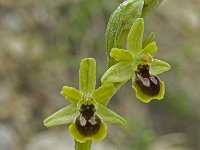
(150, 76, 158, 84)
(137, 74, 150, 87)
(88, 116, 97, 125)
(80, 115, 86, 126)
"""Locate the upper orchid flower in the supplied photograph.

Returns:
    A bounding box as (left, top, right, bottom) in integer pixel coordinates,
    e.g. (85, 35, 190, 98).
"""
(101, 18, 171, 103)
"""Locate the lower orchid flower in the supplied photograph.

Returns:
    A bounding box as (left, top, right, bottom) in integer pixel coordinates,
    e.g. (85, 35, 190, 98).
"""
(43, 58, 126, 143)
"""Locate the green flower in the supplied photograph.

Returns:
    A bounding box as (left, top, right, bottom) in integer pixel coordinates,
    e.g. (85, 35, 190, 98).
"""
(43, 58, 126, 143)
(101, 18, 171, 103)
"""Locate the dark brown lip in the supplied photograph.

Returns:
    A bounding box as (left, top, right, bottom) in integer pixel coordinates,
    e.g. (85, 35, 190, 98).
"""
(135, 64, 160, 96)
(75, 104, 101, 136)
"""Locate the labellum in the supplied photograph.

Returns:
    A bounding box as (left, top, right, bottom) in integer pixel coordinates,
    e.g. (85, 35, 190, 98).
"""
(135, 64, 160, 96)
(75, 104, 101, 136)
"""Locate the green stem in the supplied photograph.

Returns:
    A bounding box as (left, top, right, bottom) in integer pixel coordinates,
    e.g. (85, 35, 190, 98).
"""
(75, 140, 92, 150)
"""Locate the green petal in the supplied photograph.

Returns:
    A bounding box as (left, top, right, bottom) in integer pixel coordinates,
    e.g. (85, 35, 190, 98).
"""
(43, 104, 79, 127)
(96, 103, 126, 125)
(105, 0, 144, 67)
(150, 59, 171, 75)
(140, 42, 157, 56)
(132, 77, 165, 103)
(142, 0, 163, 17)
(92, 83, 116, 105)
(69, 122, 107, 143)
(101, 62, 133, 83)
(110, 48, 133, 64)
(142, 32, 155, 48)
(79, 58, 96, 94)
(126, 18, 144, 54)
(60, 86, 83, 103)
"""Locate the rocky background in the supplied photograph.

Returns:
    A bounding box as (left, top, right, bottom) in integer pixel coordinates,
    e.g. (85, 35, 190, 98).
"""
(0, 0, 200, 150)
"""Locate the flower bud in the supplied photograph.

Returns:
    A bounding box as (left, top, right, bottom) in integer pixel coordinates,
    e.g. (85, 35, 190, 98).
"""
(142, 0, 163, 16)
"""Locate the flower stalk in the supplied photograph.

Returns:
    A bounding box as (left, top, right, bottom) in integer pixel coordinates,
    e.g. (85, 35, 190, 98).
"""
(75, 140, 92, 150)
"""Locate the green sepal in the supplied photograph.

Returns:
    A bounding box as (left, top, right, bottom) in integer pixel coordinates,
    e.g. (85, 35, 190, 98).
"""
(79, 58, 96, 94)
(150, 59, 171, 75)
(105, 0, 144, 67)
(69, 121, 107, 143)
(101, 62, 133, 83)
(126, 18, 144, 54)
(140, 42, 157, 56)
(132, 77, 165, 103)
(96, 103, 126, 125)
(142, 32, 155, 48)
(43, 103, 79, 127)
(60, 86, 83, 103)
(110, 48, 133, 64)
(92, 83, 116, 105)
(142, 0, 163, 17)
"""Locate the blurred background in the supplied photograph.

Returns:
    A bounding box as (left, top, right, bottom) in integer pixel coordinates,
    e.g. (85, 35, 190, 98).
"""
(0, 0, 200, 150)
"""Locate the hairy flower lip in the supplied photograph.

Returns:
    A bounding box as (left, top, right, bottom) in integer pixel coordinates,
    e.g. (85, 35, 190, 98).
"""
(69, 103, 108, 143)
(75, 103, 102, 137)
(69, 120, 107, 143)
(75, 114, 101, 136)
(131, 63, 165, 103)
(135, 64, 160, 96)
